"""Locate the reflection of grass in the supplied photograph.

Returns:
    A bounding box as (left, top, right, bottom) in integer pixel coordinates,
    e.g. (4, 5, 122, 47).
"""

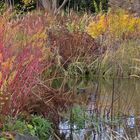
(57, 77, 140, 139)
(71, 105, 86, 129)
(59, 104, 138, 140)
(61, 105, 123, 129)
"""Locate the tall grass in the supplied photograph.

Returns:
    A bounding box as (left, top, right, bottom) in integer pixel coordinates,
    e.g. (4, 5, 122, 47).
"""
(86, 9, 140, 78)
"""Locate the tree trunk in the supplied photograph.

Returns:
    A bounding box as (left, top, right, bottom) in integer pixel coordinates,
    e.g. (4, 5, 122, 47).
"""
(52, 0, 58, 12)
(5, 0, 14, 7)
(38, 0, 51, 11)
(39, 0, 69, 13)
(56, 0, 69, 12)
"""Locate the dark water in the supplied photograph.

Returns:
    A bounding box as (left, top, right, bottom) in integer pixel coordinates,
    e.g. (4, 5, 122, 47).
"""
(57, 79, 140, 140)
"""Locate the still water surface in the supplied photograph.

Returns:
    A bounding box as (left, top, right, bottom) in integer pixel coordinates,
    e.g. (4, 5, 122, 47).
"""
(58, 79, 140, 140)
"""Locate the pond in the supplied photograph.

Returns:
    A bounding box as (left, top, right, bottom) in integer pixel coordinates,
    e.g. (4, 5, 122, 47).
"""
(56, 79, 140, 140)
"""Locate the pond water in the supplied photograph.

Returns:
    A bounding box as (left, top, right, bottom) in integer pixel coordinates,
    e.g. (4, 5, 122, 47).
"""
(57, 79, 140, 140)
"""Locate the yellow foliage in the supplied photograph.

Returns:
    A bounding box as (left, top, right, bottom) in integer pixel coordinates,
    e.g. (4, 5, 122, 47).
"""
(86, 11, 140, 39)
(86, 14, 107, 38)
(32, 30, 46, 40)
(22, 0, 32, 5)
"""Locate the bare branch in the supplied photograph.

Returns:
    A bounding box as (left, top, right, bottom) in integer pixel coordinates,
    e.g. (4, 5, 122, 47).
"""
(56, 0, 69, 13)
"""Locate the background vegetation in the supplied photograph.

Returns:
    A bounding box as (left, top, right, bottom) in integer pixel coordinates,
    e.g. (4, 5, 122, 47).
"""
(1, 0, 109, 13)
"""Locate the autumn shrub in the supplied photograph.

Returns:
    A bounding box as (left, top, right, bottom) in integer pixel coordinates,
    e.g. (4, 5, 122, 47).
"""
(0, 11, 52, 119)
(48, 29, 100, 67)
(86, 10, 140, 43)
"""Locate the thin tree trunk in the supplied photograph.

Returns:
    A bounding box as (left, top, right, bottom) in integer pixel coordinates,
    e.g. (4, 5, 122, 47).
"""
(39, 0, 51, 11)
(52, 0, 58, 12)
(5, 0, 14, 9)
(56, 0, 68, 13)
(39, 0, 69, 13)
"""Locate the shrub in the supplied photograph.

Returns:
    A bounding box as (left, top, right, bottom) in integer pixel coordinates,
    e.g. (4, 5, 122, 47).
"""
(1, 115, 52, 139)
(0, 11, 50, 118)
(30, 116, 52, 139)
(86, 10, 140, 41)
(48, 29, 99, 68)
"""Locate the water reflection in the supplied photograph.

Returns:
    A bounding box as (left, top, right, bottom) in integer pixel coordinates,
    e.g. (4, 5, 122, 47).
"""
(58, 79, 140, 140)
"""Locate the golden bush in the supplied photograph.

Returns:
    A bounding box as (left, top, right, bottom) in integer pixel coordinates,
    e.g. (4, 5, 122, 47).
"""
(86, 10, 140, 39)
